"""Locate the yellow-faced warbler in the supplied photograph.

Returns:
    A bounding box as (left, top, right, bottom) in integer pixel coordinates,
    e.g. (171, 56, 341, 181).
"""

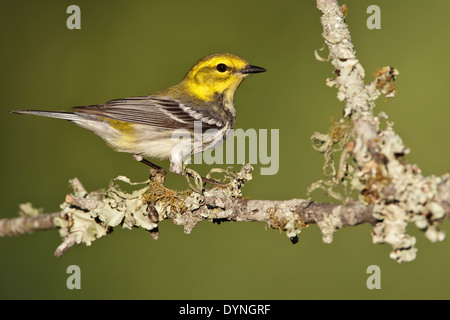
(11, 53, 266, 181)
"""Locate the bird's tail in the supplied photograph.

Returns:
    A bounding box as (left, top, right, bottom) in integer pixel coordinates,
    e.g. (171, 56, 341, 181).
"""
(10, 110, 83, 121)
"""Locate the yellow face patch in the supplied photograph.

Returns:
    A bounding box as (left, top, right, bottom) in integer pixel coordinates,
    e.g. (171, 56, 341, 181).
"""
(183, 53, 249, 102)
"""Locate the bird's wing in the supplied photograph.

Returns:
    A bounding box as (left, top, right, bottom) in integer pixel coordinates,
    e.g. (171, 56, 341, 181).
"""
(72, 96, 224, 131)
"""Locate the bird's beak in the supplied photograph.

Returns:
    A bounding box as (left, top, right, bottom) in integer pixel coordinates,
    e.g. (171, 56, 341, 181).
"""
(240, 64, 267, 74)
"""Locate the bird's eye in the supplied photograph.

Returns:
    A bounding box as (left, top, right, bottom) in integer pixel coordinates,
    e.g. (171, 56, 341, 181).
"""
(216, 63, 228, 73)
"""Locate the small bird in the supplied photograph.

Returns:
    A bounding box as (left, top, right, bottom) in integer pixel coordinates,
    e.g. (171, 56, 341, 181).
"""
(11, 53, 266, 181)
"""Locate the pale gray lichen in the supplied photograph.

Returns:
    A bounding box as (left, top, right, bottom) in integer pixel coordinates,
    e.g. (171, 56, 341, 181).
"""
(54, 207, 108, 246)
(174, 164, 253, 234)
(372, 204, 417, 263)
(265, 203, 307, 243)
(203, 164, 253, 202)
(283, 210, 303, 239)
(316, 205, 344, 244)
(54, 176, 155, 247)
(18, 202, 43, 218)
(308, 118, 354, 202)
(368, 126, 447, 262)
(353, 116, 446, 263)
(311, 59, 446, 262)
(182, 191, 203, 212)
(53, 165, 254, 249)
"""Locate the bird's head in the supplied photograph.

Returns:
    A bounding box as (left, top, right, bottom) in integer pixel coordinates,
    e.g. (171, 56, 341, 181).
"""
(181, 53, 266, 103)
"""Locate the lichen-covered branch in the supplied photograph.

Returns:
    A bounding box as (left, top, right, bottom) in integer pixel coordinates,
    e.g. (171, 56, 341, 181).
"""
(0, 165, 382, 257)
(314, 0, 449, 262)
(1, 164, 448, 258)
(0, 206, 59, 237)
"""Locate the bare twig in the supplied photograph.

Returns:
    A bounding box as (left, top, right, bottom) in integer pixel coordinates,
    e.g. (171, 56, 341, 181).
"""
(0, 212, 59, 237)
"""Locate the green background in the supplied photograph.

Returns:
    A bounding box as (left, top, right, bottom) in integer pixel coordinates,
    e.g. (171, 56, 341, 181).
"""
(1, 0, 449, 299)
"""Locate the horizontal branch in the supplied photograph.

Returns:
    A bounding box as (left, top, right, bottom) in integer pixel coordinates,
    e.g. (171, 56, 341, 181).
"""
(0, 212, 59, 237)
(0, 199, 376, 237)
(0, 166, 379, 256)
(176, 197, 377, 244)
(1, 164, 448, 258)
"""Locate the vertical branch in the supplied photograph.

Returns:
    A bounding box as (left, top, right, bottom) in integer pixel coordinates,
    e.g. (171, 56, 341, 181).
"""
(315, 0, 449, 262)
